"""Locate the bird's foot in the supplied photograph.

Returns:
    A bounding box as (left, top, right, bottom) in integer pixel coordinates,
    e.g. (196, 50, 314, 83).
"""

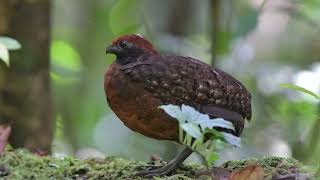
(135, 164, 162, 171)
(136, 147, 193, 178)
(135, 161, 179, 178)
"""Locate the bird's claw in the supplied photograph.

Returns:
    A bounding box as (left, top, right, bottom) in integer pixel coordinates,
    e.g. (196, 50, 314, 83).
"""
(134, 164, 162, 171)
(135, 162, 177, 178)
(135, 148, 193, 178)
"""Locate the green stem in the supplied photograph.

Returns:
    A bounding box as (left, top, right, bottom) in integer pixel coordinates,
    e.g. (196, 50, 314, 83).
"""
(183, 134, 188, 145)
(192, 135, 204, 150)
(179, 126, 183, 143)
(191, 139, 199, 150)
(210, 0, 220, 66)
(185, 135, 192, 147)
(259, 0, 268, 12)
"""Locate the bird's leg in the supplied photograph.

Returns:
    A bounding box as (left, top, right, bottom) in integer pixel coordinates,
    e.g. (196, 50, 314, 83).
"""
(136, 147, 193, 178)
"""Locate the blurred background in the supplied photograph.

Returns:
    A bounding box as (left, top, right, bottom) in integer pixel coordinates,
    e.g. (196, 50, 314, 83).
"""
(0, 0, 319, 167)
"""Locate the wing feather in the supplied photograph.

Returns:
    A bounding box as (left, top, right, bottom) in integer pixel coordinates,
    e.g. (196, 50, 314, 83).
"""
(120, 55, 251, 136)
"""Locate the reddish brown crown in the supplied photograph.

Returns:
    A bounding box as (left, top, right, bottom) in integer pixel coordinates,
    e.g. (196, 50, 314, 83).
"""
(112, 34, 157, 55)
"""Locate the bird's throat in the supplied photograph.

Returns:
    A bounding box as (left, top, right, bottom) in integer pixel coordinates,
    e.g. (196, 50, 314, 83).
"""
(116, 56, 138, 65)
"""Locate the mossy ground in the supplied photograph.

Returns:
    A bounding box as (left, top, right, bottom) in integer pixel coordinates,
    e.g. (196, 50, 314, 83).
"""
(0, 149, 317, 180)
(221, 157, 317, 179)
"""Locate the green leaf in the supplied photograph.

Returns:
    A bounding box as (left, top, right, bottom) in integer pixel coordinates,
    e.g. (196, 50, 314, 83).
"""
(280, 83, 320, 100)
(216, 31, 231, 54)
(109, 0, 140, 35)
(206, 151, 219, 165)
(50, 72, 79, 84)
(195, 143, 219, 165)
(191, 135, 204, 150)
(51, 40, 82, 72)
(198, 118, 235, 131)
(203, 128, 224, 140)
(0, 43, 9, 66)
(181, 123, 201, 139)
(203, 128, 240, 147)
(233, 4, 258, 38)
(0, 37, 21, 50)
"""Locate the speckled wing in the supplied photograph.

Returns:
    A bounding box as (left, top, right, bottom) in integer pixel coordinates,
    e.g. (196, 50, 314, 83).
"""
(119, 54, 252, 135)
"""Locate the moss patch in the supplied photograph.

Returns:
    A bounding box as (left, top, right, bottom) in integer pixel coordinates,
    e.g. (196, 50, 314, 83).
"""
(221, 156, 316, 179)
(0, 149, 197, 180)
(0, 149, 316, 180)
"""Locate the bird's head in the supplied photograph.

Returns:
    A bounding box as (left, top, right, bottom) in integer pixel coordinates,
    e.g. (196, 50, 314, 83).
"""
(106, 34, 157, 64)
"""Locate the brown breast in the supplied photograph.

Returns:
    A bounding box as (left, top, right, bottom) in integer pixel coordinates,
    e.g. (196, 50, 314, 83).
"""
(104, 63, 179, 141)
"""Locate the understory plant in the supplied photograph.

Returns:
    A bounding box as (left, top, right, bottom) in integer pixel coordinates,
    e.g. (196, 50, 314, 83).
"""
(0, 37, 21, 66)
(160, 104, 241, 165)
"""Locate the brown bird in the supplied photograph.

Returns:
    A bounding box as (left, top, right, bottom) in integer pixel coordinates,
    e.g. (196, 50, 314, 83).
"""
(104, 34, 252, 177)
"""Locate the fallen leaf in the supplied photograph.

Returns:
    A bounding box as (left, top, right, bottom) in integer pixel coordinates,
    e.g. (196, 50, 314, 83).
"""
(229, 164, 264, 180)
(195, 167, 232, 180)
(0, 124, 11, 154)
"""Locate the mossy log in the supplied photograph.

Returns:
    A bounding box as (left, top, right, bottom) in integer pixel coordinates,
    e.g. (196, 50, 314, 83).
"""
(0, 149, 317, 180)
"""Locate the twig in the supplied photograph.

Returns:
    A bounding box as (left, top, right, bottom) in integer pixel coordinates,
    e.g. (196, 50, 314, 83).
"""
(259, 0, 268, 13)
(210, 0, 221, 66)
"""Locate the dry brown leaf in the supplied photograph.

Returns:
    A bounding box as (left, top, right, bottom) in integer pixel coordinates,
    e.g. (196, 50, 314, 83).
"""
(229, 164, 264, 180)
(0, 124, 11, 154)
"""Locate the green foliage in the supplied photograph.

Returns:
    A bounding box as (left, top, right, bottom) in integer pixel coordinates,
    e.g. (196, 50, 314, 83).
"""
(298, 0, 320, 25)
(280, 84, 320, 100)
(160, 104, 240, 166)
(0, 37, 21, 66)
(276, 100, 317, 128)
(316, 165, 320, 178)
(50, 40, 82, 84)
(109, 0, 141, 35)
(216, 2, 259, 54)
(233, 3, 259, 38)
(51, 40, 82, 73)
(54, 114, 64, 140)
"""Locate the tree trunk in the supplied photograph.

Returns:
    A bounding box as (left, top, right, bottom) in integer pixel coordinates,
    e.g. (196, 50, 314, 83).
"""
(166, 0, 193, 37)
(210, 0, 233, 66)
(0, 0, 53, 153)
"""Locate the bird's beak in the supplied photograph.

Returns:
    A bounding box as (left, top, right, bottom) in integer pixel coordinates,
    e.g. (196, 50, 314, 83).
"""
(106, 44, 118, 54)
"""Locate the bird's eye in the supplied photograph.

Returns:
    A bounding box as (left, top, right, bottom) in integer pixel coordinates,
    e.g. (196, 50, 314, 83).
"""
(119, 41, 127, 48)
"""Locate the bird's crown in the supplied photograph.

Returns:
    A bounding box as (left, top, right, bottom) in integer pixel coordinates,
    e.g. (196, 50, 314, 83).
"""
(111, 34, 157, 54)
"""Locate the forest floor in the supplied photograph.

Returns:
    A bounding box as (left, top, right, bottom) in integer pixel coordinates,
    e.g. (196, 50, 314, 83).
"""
(0, 149, 317, 180)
